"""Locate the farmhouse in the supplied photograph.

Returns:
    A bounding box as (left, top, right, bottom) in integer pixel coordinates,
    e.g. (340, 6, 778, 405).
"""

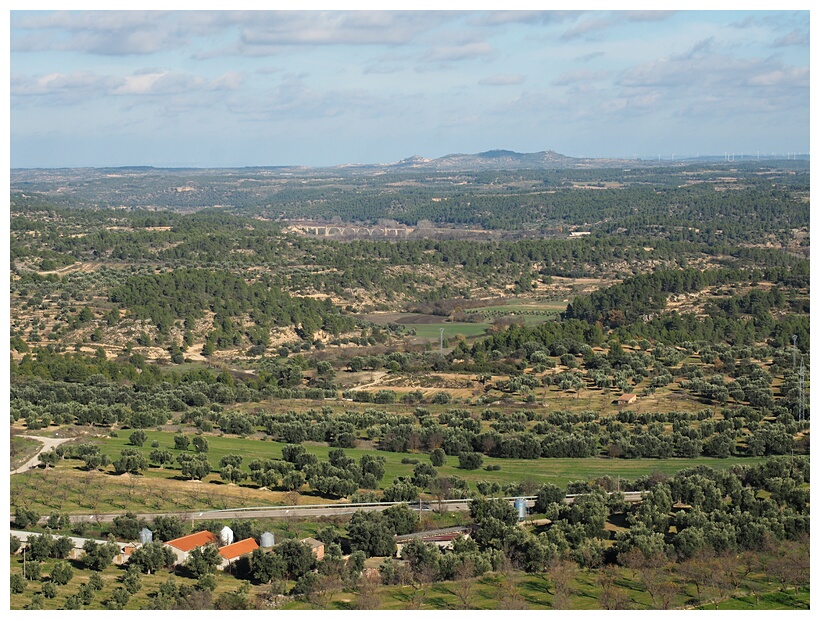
(300, 537, 325, 561)
(218, 537, 259, 570)
(617, 393, 638, 406)
(395, 526, 471, 558)
(164, 530, 219, 565)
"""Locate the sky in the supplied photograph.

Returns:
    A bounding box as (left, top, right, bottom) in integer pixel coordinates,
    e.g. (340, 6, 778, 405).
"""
(7, 4, 812, 168)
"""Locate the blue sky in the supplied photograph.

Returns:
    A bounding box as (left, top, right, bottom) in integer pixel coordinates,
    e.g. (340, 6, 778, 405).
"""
(8, 6, 811, 168)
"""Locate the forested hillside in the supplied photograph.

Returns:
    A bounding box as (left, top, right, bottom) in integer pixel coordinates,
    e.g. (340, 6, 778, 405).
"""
(9, 161, 809, 611)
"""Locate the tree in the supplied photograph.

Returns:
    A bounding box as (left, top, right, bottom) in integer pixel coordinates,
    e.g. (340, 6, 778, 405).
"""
(219, 454, 243, 469)
(14, 507, 40, 529)
(10, 573, 26, 594)
(534, 483, 565, 513)
(185, 544, 222, 577)
(220, 464, 247, 485)
(149, 449, 174, 468)
(113, 449, 147, 475)
(151, 515, 186, 542)
(47, 511, 70, 530)
(458, 452, 483, 470)
(192, 435, 209, 453)
(129, 430, 147, 447)
(360, 454, 386, 483)
(122, 566, 143, 594)
(25, 533, 54, 561)
(383, 503, 420, 535)
(112, 512, 144, 540)
(38, 449, 60, 468)
(82, 539, 121, 571)
(178, 454, 211, 480)
(50, 561, 74, 586)
(354, 571, 382, 609)
(470, 498, 517, 526)
(430, 448, 446, 467)
(401, 539, 441, 575)
(107, 587, 131, 609)
(11, 535, 21, 555)
(347, 511, 396, 558)
(88, 572, 104, 591)
(173, 434, 190, 450)
(273, 539, 316, 580)
(128, 541, 175, 574)
(248, 548, 286, 584)
(52, 537, 73, 559)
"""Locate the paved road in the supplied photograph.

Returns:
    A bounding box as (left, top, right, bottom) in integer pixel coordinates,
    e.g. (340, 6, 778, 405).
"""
(28, 492, 642, 526)
(12, 435, 74, 474)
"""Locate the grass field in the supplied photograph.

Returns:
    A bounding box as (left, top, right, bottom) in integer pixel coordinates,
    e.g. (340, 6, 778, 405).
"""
(411, 322, 490, 340)
(10, 428, 770, 516)
(11, 435, 43, 470)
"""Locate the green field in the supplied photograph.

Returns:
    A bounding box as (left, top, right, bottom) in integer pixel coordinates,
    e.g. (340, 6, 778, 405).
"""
(412, 322, 491, 340)
(11, 429, 772, 516)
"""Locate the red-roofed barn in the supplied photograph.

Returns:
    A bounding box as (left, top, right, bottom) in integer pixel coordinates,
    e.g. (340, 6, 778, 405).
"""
(164, 530, 219, 565)
(218, 537, 259, 570)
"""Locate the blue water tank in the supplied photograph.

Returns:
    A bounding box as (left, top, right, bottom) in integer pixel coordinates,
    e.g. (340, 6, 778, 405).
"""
(514, 498, 527, 521)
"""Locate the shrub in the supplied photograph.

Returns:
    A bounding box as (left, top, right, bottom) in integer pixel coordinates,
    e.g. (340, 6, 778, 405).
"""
(458, 452, 484, 470)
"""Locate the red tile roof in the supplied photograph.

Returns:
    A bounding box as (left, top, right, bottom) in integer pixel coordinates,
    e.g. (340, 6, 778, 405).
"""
(165, 530, 218, 552)
(218, 537, 259, 560)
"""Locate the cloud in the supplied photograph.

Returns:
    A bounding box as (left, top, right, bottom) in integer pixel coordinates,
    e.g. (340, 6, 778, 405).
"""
(560, 15, 619, 41)
(227, 76, 383, 122)
(113, 70, 243, 95)
(422, 41, 495, 63)
(11, 71, 120, 104)
(774, 29, 809, 47)
(478, 73, 525, 86)
(577, 51, 605, 62)
(363, 65, 404, 75)
(745, 66, 809, 88)
(12, 10, 451, 57)
(12, 67, 243, 108)
(552, 69, 608, 86)
(621, 11, 677, 23)
(560, 10, 676, 41)
(619, 51, 808, 93)
(12, 11, 189, 55)
(238, 11, 445, 48)
(471, 11, 582, 27)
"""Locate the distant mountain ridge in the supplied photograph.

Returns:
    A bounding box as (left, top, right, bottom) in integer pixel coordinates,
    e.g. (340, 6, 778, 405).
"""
(374, 149, 808, 172)
(389, 149, 582, 171)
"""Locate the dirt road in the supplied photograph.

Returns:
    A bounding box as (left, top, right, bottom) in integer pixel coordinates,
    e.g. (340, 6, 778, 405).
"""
(12, 435, 74, 474)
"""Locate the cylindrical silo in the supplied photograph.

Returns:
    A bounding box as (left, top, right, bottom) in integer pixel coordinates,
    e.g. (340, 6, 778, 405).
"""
(220, 525, 234, 546)
(514, 497, 527, 521)
(260, 532, 275, 548)
(139, 528, 153, 544)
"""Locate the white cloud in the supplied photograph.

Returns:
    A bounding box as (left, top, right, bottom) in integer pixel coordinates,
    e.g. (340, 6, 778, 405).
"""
(11, 71, 120, 104)
(238, 11, 446, 48)
(552, 69, 608, 86)
(478, 74, 525, 86)
(12, 68, 243, 107)
(422, 42, 495, 63)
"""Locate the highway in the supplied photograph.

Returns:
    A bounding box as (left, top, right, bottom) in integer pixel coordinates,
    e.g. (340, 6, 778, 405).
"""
(26, 491, 643, 526)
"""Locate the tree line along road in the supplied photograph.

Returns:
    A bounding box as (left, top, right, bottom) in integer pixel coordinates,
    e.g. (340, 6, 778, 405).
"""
(22, 492, 644, 526)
